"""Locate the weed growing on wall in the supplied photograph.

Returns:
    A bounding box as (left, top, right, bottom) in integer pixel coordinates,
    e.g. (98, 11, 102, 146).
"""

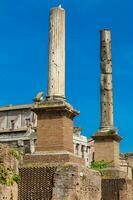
(90, 160, 112, 171)
(0, 164, 21, 186)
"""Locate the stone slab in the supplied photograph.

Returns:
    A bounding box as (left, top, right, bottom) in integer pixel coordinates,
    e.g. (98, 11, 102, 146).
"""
(23, 153, 85, 165)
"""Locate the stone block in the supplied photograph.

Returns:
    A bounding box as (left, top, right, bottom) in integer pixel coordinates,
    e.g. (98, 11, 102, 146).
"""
(52, 164, 101, 200)
(23, 153, 84, 165)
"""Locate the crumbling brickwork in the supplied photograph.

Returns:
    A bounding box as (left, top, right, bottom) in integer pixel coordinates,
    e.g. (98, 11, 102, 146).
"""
(18, 166, 56, 200)
(52, 164, 101, 200)
(23, 154, 84, 165)
(18, 164, 101, 200)
(102, 178, 133, 200)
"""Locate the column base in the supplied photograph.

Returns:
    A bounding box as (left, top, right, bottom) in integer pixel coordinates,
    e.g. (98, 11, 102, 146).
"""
(23, 152, 85, 166)
(92, 128, 122, 168)
(32, 99, 79, 154)
(46, 95, 66, 101)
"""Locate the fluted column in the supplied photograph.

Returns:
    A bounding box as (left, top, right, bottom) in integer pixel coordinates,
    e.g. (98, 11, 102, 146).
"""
(100, 29, 113, 129)
(47, 6, 65, 100)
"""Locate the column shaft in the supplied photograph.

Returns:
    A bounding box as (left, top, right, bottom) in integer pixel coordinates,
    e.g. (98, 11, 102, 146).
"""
(47, 7, 65, 99)
(100, 30, 113, 129)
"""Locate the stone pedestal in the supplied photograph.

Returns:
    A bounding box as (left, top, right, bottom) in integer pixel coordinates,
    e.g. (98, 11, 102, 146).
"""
(92, 129, 122, 167)
(33, 100, 79, 154)
(23, 153, 85, 165)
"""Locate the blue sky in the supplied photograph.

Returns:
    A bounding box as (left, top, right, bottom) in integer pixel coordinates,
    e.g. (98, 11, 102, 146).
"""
(0, 0, 133, 152)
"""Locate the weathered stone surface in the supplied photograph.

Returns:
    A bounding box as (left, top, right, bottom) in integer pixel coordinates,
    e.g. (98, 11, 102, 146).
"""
(23, 153, 84, 165)
(92, 30, 121, 168)
(123, 153, 133, 167)
(0, 144, 19, 200)
(0, 185, 18, 200)
(100, 29, 113, 129)
(101, 168, 133, 200)
(101, 168, 127, 179)
(52, 164, 101, 200)
(47, 6, 65, 99)
(0, 144, 19, 174)
(18, 164, 101, 200)
(102, 178, 133, 200)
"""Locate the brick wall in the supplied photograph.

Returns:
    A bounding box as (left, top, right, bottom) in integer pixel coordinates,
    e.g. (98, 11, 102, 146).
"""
(18, 166, 56, 200)
(94, 139, 119, 167)
(36, 110, 74, 153)
(102, 178, 133, 200)
(23, 154, 84, 165)
(18, 164, 101, 200)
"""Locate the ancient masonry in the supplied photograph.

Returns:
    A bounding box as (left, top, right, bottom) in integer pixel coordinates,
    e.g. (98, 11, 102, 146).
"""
(0, 5, 133, 200)
(92, 29, 122, 168)
(100, 30, 113, 129)
(0, 144, 18, 200)
(33, 6, 80, 158)
(19, 6, 101, 200)
(0, 105, 92, 166)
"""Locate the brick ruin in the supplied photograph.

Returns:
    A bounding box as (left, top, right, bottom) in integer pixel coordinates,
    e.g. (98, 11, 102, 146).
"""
(18, 164, 101, 200)
(102, 178, 133, 200)
(0, 147, 133, 200)
(18, 166, 56, 200)
(0, 5, 133, 200)
(0, 106, 93, 167)
(92, 29, 121, 168)
(0, 144, 18, 200)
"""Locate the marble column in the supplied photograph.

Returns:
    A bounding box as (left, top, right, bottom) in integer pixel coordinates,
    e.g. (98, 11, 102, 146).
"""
(47, 6, 65, 100)
(73, 143, 76, 155)
(30, 140, 35, 153)
(100, 29, 113, 129)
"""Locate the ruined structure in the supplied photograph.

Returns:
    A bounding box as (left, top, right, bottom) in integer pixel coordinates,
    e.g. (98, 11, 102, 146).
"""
(33, 6, 80, 162)
(92, 29, 122, 168)
(91, 30, 133, 200)
(0, 105, 93, 166)
(0, 5, 133, 200)
(100, 30, 113, 129)
(18, 164, 101, 200)
(17, 7, 102, 200)
(0, 144, 19, 200)
(120, 153, 133, 179)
